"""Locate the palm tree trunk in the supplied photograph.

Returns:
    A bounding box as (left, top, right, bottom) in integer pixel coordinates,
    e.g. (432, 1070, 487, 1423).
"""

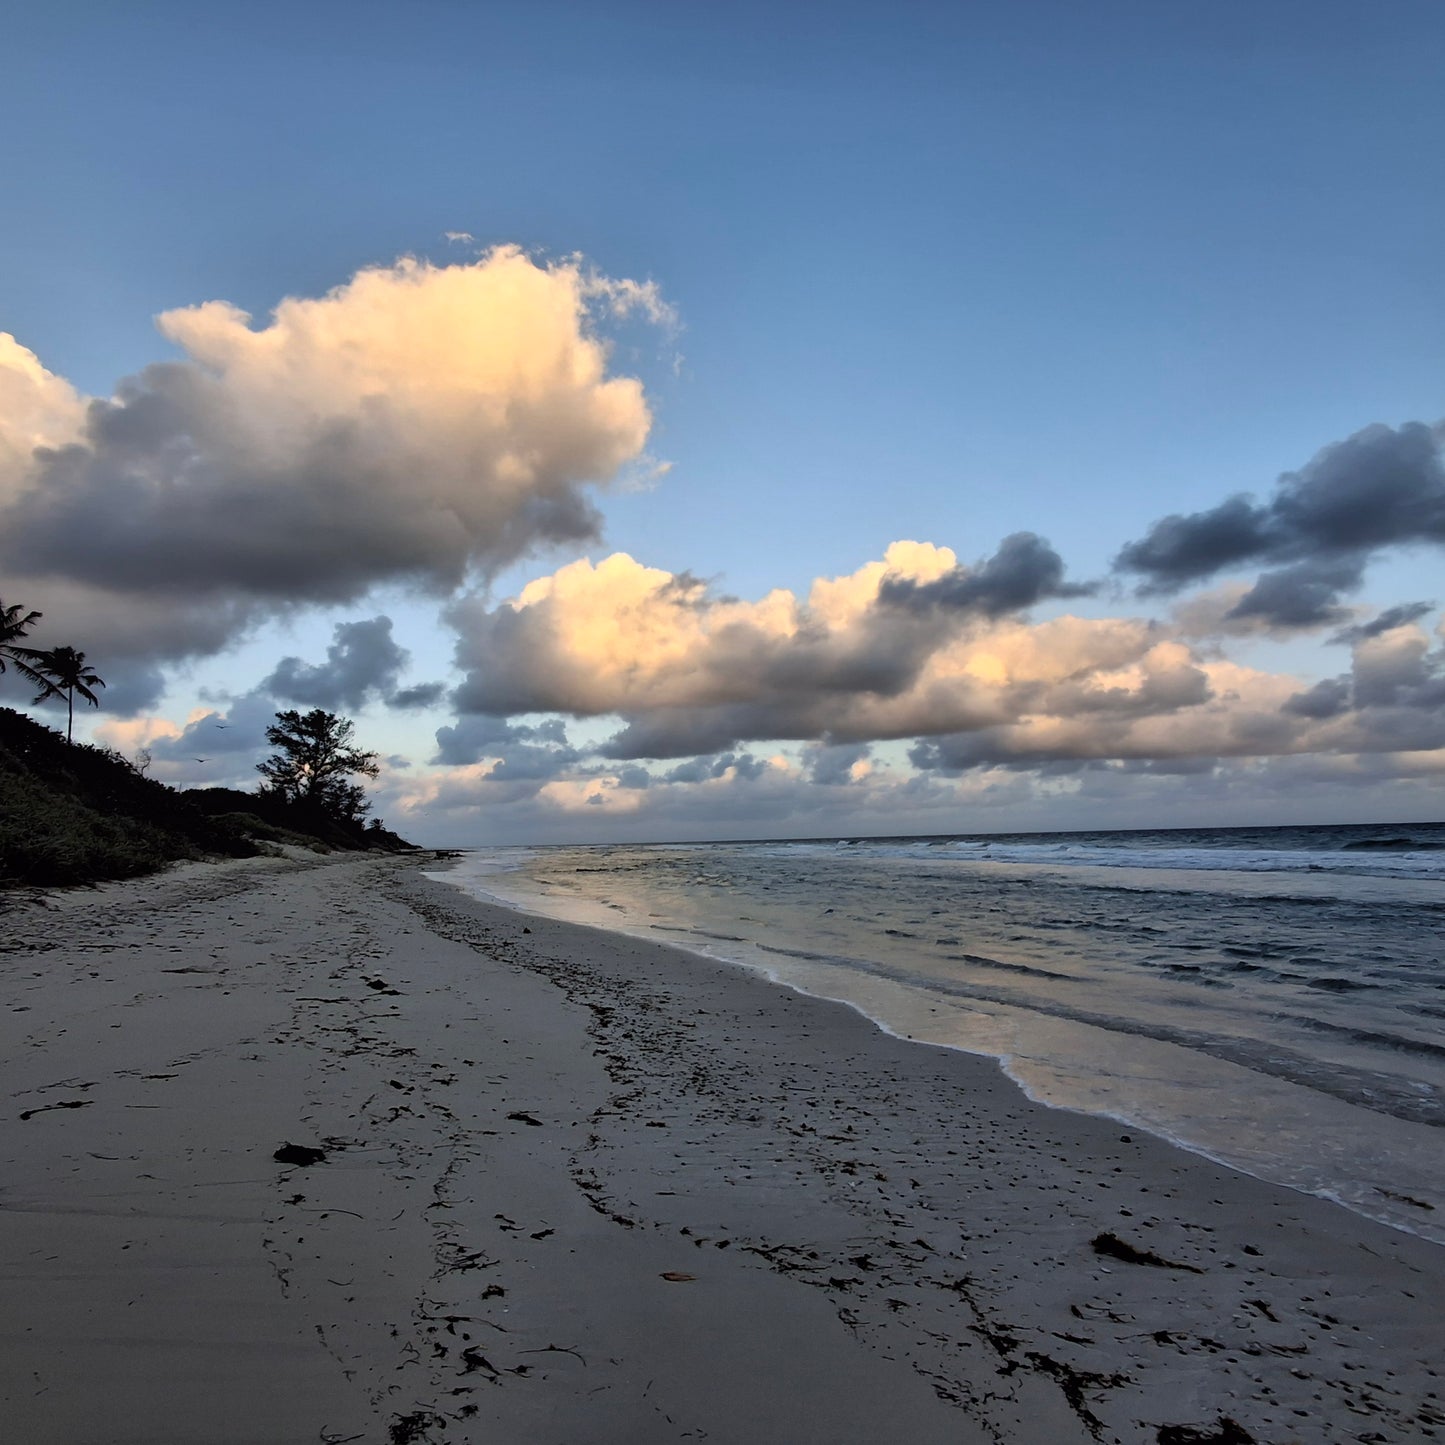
(67, 688, 74, 744)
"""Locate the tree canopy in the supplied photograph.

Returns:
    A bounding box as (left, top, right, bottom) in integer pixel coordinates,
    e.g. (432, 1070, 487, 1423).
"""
(1, 598, 43, 675)
(24, 646, 106, 744)
(256, 709, 380, 822)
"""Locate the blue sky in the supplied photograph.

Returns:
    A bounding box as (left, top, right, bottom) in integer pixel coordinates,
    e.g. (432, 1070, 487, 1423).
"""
(4, 1, 1445, 842)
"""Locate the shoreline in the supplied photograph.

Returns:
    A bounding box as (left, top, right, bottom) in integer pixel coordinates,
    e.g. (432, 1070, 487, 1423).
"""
(437, 851, 1445, 1249)
(3, 852, 1441, 1443)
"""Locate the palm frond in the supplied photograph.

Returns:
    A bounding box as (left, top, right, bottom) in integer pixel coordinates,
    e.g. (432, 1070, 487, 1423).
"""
(0, 602, 44, 673)
(6, 650, 54, 692)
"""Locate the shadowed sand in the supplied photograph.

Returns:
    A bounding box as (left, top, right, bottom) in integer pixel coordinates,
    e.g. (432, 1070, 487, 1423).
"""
(1, 853, 1440, 1444)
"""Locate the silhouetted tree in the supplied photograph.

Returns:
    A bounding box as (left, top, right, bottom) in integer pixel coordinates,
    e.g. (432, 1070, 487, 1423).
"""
(26, 645, 106, 743)
(257, 709, 380, 821)
(0, 597, 43, 675)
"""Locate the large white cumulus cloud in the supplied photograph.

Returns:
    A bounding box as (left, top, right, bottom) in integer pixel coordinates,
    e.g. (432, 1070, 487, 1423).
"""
(0, 334, 87, 480)
(447, 541, 1281, 759)
(0, 247, 662, 701)
(446, 541, 1445, 778)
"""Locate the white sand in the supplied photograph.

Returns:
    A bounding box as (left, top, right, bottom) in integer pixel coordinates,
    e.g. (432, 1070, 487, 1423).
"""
(1, 852, 1440, 1444)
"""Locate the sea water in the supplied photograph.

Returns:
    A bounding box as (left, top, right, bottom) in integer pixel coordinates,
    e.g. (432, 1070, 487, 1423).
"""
(434, 821, 1445, 1243)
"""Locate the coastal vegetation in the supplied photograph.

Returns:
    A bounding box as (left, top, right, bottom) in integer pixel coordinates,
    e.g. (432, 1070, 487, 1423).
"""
(0, 598, 44, 671)
(19, 645, 106, 743)
(0, 592, 413, 888)
(2, 594, 106, 741)
(0, 704, 415, 888)
(256, 708, 381, 822)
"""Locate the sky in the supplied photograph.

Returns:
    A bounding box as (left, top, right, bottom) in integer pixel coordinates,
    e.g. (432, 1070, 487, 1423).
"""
(3, 0, 1445, 844)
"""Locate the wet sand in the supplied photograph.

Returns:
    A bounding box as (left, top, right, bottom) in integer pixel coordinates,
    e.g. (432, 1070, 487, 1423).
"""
(1, 852, 1440, 1444)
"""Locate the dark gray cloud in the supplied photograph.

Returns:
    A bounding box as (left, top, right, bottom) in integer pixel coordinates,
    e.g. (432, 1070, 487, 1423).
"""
(1253, 616, 1445, 751)
(93, 663, 168, 718)
(432, 714, 578, 780)
(1224, 558, 1363, 630)
(151, 689, 281, 761)
(0, 648, 165, 719)
(803, 741, 871, 785)
(1115, 495, 1275, 591)
(486, 737, 583, 782)
(434, 715, 523, 764)
(879, 533, 1093, 616)
(596, 705, 812, 761)
(909, 731, 1076, 774)
(5, 367, 605, 606)
(389, 681, 447, 710)
(263, 617, 409, 711)
(1281, 677, 1352, 720)
(1330, 601, 1436, 645)
(1116, 421, 1445, 625)
(1350, 630, 1445, 712)
(0, 579, 260, 715)
(659, 751, 767, 784)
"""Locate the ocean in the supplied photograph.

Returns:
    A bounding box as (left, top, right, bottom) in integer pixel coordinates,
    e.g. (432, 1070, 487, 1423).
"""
(432, 821, 1445, 1243)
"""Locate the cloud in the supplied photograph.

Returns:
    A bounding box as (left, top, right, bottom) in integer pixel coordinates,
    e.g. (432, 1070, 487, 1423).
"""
(1115, 421, 1445, 625)
(92, 689, 281, 787)
(1281, 676, 1351, 720)
(0, 247, 664, 691)
(660, 751, 768, 784)
(877, 532, 1094, 616)
(445, 539, 1407, 776)
(388, 681, 447, 710)
(0, 333, 86, 482)
(383, 733, 1445, 847)
(803, 740, 872, 785)
(1281, 615, 1445, 730)
(449, 540, 1116, 757)
(1330, 601, 1436, 645)
(1223, 557, 1363, 630)
(904, 647, 1311, 774)
(431, 714, 579, 786)
(449, 543, 952, 724)
(263, 616, 409, 711)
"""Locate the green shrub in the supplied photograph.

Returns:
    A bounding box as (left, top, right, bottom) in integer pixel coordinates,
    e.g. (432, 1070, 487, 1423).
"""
(0, 707, 255, 887)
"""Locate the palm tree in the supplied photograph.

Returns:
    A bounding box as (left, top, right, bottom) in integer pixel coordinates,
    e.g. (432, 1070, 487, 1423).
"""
(27, 646, 106, 743)
(0, 598, 43, 674)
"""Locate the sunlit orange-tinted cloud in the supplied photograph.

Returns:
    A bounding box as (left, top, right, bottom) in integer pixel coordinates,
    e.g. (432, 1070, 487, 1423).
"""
(0, 248, 668, 706)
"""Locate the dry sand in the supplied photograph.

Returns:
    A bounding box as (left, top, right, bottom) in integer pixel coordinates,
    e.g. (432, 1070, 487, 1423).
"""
(1, 852, 1440, 1445)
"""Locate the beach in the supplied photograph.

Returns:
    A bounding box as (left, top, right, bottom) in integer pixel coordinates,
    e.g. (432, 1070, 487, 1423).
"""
(2, 852, 1441, 1445)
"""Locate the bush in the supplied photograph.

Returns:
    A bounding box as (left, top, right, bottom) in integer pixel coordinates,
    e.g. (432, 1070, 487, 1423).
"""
(0, 706, 416, 889)
(187, 787, 418, 852)
(0, 766, 189, 885)
(209, 811, 333, 852)
(0, 707, 257, 887)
